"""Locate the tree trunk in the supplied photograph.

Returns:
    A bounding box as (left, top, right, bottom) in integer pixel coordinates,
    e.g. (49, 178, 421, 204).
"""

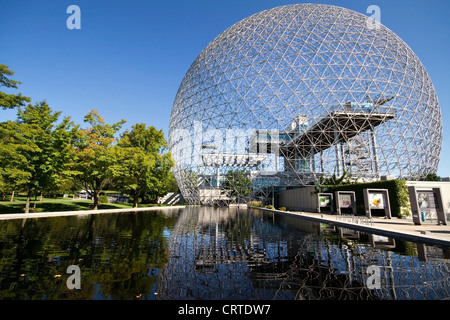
(10, 190, 14, 202)
(132, 189, 140, 208)
(33, 192, 39, 208)
(25, 190, 31, 214)
(93, 190, 100, 210)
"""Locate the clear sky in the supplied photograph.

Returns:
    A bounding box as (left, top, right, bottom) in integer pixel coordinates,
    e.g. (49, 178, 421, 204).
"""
(1, 0, 449, 177)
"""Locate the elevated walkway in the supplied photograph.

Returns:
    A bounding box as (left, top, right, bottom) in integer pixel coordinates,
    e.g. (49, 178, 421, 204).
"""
(281, 110, 395, 157)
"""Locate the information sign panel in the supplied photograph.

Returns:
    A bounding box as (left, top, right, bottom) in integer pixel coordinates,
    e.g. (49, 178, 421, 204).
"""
(335, 191, 356, 215)
(317, 193, 334, 213)
(408, 186, 447, 226)
(363, 189, 391, 219)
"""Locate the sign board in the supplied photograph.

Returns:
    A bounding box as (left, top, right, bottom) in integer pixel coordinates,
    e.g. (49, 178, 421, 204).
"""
(335, 191, 357, 215)
(408, 186, 447, 226)
(417, 191, 438, 210)
(369, 192, 385, 209)
(317, 193, 334, 213)
(339, 194, 353, 208)
(363, 189, 391, 219)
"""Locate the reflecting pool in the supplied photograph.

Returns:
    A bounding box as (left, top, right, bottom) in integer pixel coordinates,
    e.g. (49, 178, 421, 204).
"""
(0, 206, 449, 300)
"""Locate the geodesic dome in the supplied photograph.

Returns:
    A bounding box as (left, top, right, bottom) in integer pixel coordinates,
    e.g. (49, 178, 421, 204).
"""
(169, 3, 442, 205)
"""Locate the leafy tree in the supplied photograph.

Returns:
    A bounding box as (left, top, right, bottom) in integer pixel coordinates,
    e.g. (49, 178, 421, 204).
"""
(422, 173, 441, 181)
(165, 171, 179, 193)
(113, 146, 155, 207)
(114, 124, 174, 207)
(16, 101, 79, 212)
(0, 64, 31, 109)
(314, 169, 351, 193)
(118, 123, 166, 154)
(46, 116, 81, 195)
(142, 152, 175, 204)
(74, 110, 126, 210)
(222, 169, 253, 199)
(0, 121, 39, 201)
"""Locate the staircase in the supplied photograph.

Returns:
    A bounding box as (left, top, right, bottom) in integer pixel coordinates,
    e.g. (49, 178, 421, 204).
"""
(158, 192, 184, 205)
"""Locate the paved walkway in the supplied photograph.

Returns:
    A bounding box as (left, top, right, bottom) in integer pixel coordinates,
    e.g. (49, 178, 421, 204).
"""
(276, 209, 450, 247)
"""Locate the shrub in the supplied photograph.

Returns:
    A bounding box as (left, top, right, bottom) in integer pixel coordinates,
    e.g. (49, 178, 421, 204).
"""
(264, 205, 275, 210)
(99, 195, 109, 204)
(247, 200, 262, 207)
(278, 207, 286, 211)
(326, 179, 410, 218)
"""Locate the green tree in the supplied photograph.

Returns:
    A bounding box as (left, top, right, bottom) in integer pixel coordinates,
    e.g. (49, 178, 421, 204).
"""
(0, 64, 31, 110)
(142, 152, 175, 203)
(0, 121, 39, 201)
(423, 173, 441, 181)
(74, 110, 126, 210)
(314, 169, 351, 193)
(16, 101, 79, 212)
(118, 123, 166, 154)
(222, 169, 253, 199)
(113, 146, 155, 207)
(114, 124, 174, 207)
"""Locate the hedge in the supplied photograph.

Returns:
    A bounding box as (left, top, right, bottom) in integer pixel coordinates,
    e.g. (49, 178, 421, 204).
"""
(321, 179, 410, 218)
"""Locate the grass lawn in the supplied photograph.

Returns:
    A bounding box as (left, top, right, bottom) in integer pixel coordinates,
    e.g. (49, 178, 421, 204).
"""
(0, 197, 167, 214)
(0, 191, 184, 214)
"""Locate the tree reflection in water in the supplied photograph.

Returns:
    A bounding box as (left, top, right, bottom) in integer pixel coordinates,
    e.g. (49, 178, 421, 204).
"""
(0, 209, 180, 300)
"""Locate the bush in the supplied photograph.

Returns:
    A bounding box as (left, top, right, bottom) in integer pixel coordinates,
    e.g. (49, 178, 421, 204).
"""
(264, 205, 275, 210)
(326, 179, 411, 218)
(247, 200, 262, 207)
(99, 195, 109, 204)
(278, 207, 286, 211)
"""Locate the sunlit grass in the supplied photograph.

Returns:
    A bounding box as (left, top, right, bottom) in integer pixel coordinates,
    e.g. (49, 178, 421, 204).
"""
(0, 199, 135, 214)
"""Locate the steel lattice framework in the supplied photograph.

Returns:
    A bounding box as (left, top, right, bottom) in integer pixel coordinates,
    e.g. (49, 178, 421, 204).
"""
(169, 4, 442, 205)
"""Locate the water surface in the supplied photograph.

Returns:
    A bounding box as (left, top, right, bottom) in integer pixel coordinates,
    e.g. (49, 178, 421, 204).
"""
(0, 206, 448, 300)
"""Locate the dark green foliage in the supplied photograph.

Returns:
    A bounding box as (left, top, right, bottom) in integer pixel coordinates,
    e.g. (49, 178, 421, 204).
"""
(113, 123, 174, 207)
(422, 173, 441, 181)
(0, 64, 31, 109)
(99, 194, 109, 204)
(222, 169, 252, 198)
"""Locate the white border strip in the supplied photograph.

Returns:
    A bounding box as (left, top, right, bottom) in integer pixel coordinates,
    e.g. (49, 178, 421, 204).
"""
(0, 206, 186, 220)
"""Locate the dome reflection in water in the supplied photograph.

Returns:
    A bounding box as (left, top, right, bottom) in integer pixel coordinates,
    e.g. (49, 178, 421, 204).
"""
(157, 206, 450, 300)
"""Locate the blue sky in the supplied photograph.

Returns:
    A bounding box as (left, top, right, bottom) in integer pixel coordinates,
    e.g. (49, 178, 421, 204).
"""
(1, 0, 449, 177)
